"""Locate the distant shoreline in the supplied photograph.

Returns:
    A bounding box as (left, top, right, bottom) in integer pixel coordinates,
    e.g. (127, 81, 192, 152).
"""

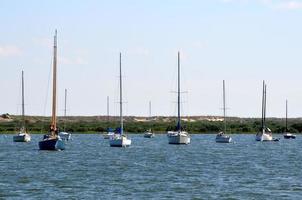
(1, 114, 302, 134)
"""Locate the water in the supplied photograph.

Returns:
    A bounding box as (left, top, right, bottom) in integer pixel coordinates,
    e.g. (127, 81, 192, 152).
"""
(0, 134, 301, 199)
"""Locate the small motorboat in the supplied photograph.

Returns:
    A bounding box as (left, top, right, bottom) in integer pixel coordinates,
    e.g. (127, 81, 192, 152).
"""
(216, 132, 232, 143)
(13, 132, 31, 142)
(103, 128, 115, 139)
(283, 133, 296, 139)
(144, 129, 154, 138)
(59, 131, 71, 141)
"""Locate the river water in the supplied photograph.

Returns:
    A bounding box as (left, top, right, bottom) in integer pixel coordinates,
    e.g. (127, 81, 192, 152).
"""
(0, 134, 301, 199)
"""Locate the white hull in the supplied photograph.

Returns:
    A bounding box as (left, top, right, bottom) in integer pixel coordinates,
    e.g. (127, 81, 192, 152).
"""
(283, 133, 296, 139)
(109, 135, 131, 147)
(216, 133, 232, 143)
(103, 132, 114, 139)
(167, 131, 190, 144)
(144, 132, 154, 138)
(256, 132, 273, 141)
(58, 132, 71, 141)
(55, 137, 65, 149)
(13, 133, 31, 142)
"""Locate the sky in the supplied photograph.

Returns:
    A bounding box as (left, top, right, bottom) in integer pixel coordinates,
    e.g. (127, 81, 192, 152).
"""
(1, 0, 302, 118)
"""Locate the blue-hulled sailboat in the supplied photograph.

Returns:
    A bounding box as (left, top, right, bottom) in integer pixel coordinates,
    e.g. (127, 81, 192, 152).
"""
(39, 30, 65, 150)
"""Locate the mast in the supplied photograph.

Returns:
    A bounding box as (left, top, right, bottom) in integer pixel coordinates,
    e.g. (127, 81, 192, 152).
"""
(149, 101, 151, 118)
(177, 52, 181, 132)
(119, 53, 123, 135)
(63, 89, 67, 131)
(223, 80, 226, 134)
(107, 96, 109, 123)
(286, 100, 288, 132)
(261, 80, 265, 130)
(21, 70, 25, 130)
(64, 89, 67, 117)
(51, 30, 57, 135)
(263, 83, 267, 129)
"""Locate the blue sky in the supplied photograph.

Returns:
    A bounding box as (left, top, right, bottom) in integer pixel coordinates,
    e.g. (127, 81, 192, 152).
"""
(1, 0, 302, 117)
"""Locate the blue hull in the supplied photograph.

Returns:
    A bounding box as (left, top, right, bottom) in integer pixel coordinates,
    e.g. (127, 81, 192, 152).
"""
(39, 138, 65, 150)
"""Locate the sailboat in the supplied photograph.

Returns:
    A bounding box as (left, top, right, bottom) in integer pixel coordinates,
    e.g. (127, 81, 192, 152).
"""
(144, 101, 155, 138)
(216, 80, 232, 143)
(283, 100, 296, 139)
(255, 81, 278, 142)
(103, 96, 114, 139)
(39, 30, 65, 150)
(109, 53, 131, 147)
(59, 89, 71, 141)
(167, 52, 190, 145)
(13, 70, 31, 142)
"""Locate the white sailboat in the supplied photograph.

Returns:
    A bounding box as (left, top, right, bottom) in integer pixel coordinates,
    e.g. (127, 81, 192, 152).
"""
(216, 80, 232, 143)
(167, 52, 190, 145)
(103, 96, 114, 139)
(13, 70, 31, 142)
(109, 53, 131, 147)
(39, 30, 65, 150)
(144, 101, 155, 138)
(59, 89, 71, 141)
(255, 81, 278, 142)
(283, 100, 296, 139)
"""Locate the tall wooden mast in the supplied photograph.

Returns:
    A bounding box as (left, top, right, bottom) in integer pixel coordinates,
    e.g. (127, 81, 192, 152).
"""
(51, 30, 57, 135)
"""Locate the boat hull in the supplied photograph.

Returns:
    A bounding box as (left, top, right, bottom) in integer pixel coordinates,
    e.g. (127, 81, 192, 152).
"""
(13, 133, 31, 142)
(144, 132, 154, 138)
(109, 135, 131, 147)
(39, 137, 65, 150)
(256, 132, 273, 141)
(168, 132, 190, 144)
(216, 134, 232, 143)
(103, 132, 114, 139)
(284, 133, 296, 139)
(58, 132, 71, 141)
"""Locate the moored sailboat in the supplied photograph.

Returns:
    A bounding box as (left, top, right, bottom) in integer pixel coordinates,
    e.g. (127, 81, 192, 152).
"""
(283, 100, 296, 139)
(59, 89, 71, 141)
(39, 30, 65, 150)
(255, 81, 278, 142)
(109, 53, 131, 147)
(144, 101, 155, 138)
(13, 70, 31, 142)
(103, 96, 114, 139)
(167, 52, 190, 145)
(216, 80, 232, 143)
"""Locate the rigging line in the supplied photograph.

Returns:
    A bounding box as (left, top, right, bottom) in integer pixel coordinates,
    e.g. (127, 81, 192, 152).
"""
(41, 57, 53, 132)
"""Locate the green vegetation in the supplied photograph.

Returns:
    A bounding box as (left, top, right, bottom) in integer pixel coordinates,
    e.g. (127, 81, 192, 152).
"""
(1, 114, 302, 134)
